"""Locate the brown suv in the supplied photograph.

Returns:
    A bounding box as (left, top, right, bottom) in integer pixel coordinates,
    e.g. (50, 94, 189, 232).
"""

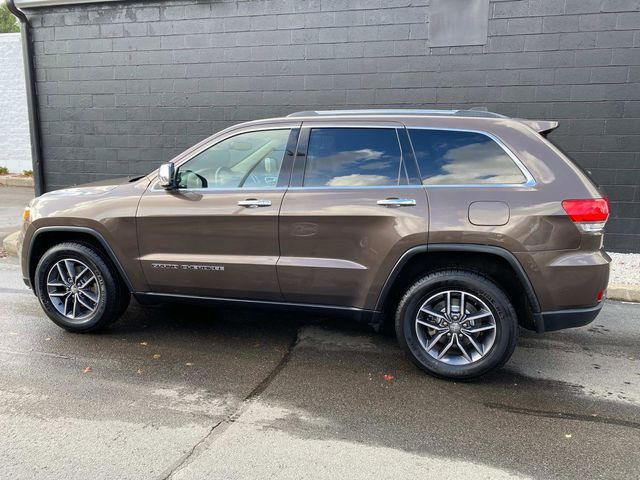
(19, 109, 611, 379)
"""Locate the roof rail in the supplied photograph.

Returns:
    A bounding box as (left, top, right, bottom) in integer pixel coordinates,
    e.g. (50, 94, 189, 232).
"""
(286, 109, 507, 119)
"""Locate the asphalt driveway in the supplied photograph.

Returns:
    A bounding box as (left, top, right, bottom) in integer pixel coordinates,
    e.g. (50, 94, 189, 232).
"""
(0, 256, 638, 479)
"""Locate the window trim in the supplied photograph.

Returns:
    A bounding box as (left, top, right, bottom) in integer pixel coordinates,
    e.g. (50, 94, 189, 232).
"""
(407, 127, 537, 188)
(151, 125, 299, 192)
(296, 125, 411, 189)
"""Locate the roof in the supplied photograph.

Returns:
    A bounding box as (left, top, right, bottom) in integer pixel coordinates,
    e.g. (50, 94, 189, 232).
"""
(287, 109, 507, 119)
(285, 109, 559, 134)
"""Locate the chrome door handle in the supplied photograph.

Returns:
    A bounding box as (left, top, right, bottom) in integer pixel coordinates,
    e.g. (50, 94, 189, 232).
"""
(377, 198, 417, 207)
(238, 199, 272, 208)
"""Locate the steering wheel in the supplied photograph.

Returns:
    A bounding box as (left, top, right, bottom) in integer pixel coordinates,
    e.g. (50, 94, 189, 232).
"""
(178, 169, 208, 188)
(214, 166, 235, 187)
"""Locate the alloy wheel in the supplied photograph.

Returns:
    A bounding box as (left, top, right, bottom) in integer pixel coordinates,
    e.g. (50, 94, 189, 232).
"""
(46, 258, 100, 322)
(415, 290, 497, 366)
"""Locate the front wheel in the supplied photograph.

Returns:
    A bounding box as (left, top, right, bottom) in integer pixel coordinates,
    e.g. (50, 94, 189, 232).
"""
(395, 270, 517, 380)
(34, 242, 127, 333)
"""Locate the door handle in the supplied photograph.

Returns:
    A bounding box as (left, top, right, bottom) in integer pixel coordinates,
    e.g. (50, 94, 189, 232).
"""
(238, 198, 272, 208)
(377, 198, 417, 207)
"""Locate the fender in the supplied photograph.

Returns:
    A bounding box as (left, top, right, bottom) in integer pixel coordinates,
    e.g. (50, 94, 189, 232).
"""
(374, 243, 542, 316)
(28, 226, 135, 292)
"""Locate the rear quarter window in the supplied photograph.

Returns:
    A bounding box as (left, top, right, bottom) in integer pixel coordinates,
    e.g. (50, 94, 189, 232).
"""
(408, 129, 527, 185)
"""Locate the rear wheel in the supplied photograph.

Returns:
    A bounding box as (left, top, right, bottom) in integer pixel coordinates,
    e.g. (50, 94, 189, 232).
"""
(34, 242, 127, 333)
(396, 270, 517, 380)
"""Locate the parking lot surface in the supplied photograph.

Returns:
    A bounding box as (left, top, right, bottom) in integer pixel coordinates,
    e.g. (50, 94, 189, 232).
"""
(0, 256, 638, 479)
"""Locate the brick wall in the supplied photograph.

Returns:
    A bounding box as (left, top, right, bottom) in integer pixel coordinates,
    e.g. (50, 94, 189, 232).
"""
(0, 33, 32, 174)
(23, 0, 640, 252)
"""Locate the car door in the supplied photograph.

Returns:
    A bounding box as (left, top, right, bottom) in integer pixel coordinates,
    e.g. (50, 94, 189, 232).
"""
(277, 121, 429, 310)
(136, 124, 300, 300)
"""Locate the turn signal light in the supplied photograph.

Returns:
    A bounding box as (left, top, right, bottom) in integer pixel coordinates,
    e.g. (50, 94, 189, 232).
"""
(562, 198, 609, 233)
(23, 207, 30, 223)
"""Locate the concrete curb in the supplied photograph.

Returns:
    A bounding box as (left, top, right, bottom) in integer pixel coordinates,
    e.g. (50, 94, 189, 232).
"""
(0, 175, 34, 188)
(2, 231, 20, 257)
(608, 284, 640, 304)
(1, 231, 639, 303)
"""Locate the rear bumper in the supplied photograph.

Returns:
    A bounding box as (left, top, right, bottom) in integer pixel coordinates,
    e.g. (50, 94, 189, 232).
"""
(539, 302, 604, 333)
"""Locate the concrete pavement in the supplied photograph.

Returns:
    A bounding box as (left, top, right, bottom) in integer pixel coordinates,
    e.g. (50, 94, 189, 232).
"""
(0, 256, 639, 479)
(0, 185, 33, 244)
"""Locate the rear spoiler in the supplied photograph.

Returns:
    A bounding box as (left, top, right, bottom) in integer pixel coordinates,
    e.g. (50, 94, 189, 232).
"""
(517, 119, 559, 136)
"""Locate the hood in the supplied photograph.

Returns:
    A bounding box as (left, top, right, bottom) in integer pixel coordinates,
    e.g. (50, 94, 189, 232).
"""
(39, 176, 145, 199)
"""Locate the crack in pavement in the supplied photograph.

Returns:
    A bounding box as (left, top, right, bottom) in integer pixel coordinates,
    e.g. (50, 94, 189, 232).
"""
(157, 329, 300, 480)
(484, 402, 640, 430)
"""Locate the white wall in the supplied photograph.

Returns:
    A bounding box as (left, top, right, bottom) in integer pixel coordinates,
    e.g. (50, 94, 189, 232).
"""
(0, 33, 32, 174)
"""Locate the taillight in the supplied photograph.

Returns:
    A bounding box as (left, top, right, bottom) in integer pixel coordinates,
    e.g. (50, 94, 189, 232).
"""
(562, 198, 610, 233)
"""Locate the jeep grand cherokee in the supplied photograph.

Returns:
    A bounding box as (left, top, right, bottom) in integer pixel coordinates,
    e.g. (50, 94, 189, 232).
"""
(19, 109, 611, 379)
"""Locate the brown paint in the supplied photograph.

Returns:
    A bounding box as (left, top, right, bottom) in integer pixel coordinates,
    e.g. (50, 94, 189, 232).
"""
(20, 112, 610, 319)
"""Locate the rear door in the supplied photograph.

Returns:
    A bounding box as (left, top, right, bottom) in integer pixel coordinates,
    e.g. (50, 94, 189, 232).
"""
(277, 121, 429, 310)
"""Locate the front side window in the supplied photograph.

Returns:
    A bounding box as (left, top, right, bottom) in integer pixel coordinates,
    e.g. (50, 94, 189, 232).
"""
(409, 129, 527, 185)
(303, 128, 404, 187)
(176, 129, 290, 189)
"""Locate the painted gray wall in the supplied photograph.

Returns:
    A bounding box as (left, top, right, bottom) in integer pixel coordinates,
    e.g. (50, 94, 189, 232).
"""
(23, 0, 640, 252)
(0, 33, 32, 174)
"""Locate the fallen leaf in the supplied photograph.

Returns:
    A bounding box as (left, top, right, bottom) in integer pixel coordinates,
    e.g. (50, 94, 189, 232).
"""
(383, 373, 395, 382)
(82, 367, 92, 374)
(152, 353, 161, 359)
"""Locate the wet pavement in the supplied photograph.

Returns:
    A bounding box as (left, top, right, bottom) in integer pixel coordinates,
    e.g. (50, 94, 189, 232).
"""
(0, 256, 638, 479)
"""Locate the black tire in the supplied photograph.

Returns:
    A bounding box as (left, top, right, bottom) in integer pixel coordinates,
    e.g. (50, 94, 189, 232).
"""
(116, 280, 132, 317)
(34, 242, 126, 333)
(395, 270, 517, 380)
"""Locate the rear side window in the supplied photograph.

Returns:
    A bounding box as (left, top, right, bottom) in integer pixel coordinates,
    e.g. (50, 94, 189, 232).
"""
(303, 128, 404, 187)
(408, 129, 527, 185)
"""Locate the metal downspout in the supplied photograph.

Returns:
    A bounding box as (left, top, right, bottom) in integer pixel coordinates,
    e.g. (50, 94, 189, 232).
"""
(5, 0, 45, 195)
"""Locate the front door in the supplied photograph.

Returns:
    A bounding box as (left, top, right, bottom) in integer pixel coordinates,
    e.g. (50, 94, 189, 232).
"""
(277, 122, 429, 310)
(137, 125, 299, 300)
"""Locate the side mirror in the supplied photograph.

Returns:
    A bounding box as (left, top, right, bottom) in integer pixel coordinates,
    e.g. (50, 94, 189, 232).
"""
(158, 163, 176, 189)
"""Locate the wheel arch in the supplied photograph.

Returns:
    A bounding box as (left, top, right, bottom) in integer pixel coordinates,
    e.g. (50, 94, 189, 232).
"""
(375, 244, 543, 332)
(28, 226, 134, 293)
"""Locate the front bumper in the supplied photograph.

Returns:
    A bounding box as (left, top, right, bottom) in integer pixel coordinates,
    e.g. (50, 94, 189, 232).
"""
(538, 302, 604, 332)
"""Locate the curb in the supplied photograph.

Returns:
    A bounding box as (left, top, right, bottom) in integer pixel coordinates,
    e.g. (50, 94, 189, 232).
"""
(608, 284, 640, 304)
(2, 231, 20, 257)
(1, 232, 639, 303)
(0, 175, 34, 188)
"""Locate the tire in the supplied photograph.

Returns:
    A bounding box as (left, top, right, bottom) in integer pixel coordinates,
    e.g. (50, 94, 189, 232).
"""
(34, 242, 127, 333)
(395, 269, 517, 380)
(116, 280, 132, 317)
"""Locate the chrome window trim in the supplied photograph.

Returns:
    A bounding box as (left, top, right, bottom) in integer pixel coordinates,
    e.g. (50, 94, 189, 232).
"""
(407, 126, 537, 188)
(151, 125, 298, 192)
(301, 123, 403, 129)
(286, 185, 426, 191)
(152, 186, 288, 193)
